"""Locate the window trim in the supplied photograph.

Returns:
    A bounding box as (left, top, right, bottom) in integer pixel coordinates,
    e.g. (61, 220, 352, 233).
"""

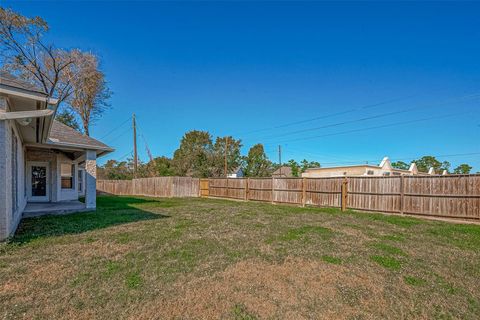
(60, 163, 75, 190)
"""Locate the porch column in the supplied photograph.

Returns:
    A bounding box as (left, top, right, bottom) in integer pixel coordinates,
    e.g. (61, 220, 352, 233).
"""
(0, 97, 9, 240)
(85, 150, 97, 209)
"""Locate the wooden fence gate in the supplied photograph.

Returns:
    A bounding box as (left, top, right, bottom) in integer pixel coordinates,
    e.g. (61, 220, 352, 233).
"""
(200, 179, 209, 197)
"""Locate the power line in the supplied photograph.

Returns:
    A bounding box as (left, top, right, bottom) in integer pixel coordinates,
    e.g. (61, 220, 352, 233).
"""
(235, 95, 416, 137)
(116, 150, 133, 161)
(105, 128, 131, 144)
(258, 94, 480, 141)
(263, 111, 472, 146)
(245, 93, 480, 143)
(235, 92, 480, 139)
(99, 116, 132, 140)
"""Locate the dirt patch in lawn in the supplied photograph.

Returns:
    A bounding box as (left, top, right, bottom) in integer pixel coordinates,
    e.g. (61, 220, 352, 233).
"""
(138, 257, 389, 319)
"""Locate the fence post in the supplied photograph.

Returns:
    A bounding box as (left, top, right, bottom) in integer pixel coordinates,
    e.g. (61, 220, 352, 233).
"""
(399, 175, 405, 215)
(198, 179, 202, 197)
(341, 177, 348, 211)
(302, 177, 306, 207)
(245, 178, 249, 201)
(226, 178, 229, 199)
(153, 178, 157, 197)
(271, 177, 275, 204)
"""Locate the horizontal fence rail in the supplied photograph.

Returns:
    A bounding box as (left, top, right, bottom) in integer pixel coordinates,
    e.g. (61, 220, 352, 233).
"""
(97, 175, 480, 221)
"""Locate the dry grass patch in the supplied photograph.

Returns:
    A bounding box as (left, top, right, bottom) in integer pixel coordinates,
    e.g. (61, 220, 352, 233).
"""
(0, 195, 479, 319)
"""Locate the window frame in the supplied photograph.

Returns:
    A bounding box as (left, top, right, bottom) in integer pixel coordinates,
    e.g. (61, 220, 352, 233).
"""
(60, 163, 75, 190)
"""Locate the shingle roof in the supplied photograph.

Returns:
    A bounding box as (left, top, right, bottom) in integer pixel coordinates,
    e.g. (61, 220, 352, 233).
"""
(0, 71, 46, 95)
(48, 120, 113, 151)
(272, 166, 293, 177)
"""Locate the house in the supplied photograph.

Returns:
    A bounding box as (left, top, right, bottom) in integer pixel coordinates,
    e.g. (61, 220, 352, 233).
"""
(272, 166, 294, 178)
(301, 157, 426, 178)
(0, 73, 113, 240)
(227, 166, 244, 178)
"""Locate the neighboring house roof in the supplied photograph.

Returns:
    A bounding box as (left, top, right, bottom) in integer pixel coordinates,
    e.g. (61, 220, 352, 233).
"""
(48, 121, 113, 152)
(229, 166, 243, 174)
(272, 166, 293, 177)
(303, 157, 433, 175)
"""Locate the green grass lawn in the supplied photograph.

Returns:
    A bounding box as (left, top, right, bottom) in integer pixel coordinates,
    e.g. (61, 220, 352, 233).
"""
(1, 195, 480, 319)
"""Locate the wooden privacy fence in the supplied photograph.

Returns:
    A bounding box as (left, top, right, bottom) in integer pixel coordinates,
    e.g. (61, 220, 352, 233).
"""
(205, 175, 480, 220)
(97, 177, 199, 198)
(97, 175, 480, 221)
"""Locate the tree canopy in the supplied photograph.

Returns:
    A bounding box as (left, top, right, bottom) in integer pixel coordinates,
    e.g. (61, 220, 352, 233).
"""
(55, 109, 81, 131)
(453, 164, 472, 174)
(211, 136, 243, 177)
(391, 161, 410, 170)
(244, 144, 272, 177)
(412, 156, 450, 173)
(172, 130, 213, 178)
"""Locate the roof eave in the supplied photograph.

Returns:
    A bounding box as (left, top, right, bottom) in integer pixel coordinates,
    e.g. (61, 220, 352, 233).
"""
(0, 85, 57, 104)
(47, 141, 114, 153)
(41, 101, 59, 143)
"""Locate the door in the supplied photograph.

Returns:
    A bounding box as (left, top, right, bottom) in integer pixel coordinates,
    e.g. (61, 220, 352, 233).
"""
(27, 162, 50, 202)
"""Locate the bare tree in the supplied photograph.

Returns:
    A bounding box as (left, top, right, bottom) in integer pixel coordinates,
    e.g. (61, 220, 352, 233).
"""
(68, 51, 111, 136)
(0, 8, 111, 135)
(0, 7, 76, 102)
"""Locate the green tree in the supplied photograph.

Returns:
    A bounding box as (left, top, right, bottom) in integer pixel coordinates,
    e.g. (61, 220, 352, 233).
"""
(148, 156, 175, 176)
(300, 159, 321, 173)
(287, 159, 300, 177)
(98, 159, 133, 180)
(391, 161, 409, 170)
(55, 109, 81, 131)
(413, 156, 450, 173)
(211, 136, 243, 177)
(453, 164, 472, 174)
(244, 144, 271, 177)
(172, 130, 213, 177)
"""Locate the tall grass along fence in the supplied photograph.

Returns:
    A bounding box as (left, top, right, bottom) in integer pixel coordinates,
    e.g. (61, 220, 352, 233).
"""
(98, 175, 480, 221)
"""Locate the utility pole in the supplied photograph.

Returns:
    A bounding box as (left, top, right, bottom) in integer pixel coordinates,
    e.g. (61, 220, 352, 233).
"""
(133, 113, 138, 178)
(224, 137, 228, 177)
(278, 145, 282, 177)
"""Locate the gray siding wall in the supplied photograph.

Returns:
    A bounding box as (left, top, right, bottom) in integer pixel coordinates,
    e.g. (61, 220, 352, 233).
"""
(0, 97, 25, 241)
(0, 98, 9, 240)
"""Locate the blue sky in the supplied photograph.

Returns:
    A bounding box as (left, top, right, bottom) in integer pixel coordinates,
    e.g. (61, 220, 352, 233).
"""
(5, 1, 480, 171)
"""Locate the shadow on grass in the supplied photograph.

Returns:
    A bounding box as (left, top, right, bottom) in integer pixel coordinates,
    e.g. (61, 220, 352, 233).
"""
(12, 196, 169, 244)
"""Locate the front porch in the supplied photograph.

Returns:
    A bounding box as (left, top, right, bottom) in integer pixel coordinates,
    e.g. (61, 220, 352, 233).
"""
(23, 200, 90, 218)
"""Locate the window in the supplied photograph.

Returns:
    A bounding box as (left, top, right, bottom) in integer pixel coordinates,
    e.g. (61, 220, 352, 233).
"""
(383, 172, 391, 176)
(367, 170, 374, 175)
(61, 163, 75, 189)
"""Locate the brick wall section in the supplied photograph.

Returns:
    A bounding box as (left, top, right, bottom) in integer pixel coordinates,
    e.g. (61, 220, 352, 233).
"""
(85, 150, 97, 209)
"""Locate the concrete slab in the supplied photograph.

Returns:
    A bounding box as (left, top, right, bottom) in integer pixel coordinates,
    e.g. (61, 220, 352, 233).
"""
(23, 200, 91, 218)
